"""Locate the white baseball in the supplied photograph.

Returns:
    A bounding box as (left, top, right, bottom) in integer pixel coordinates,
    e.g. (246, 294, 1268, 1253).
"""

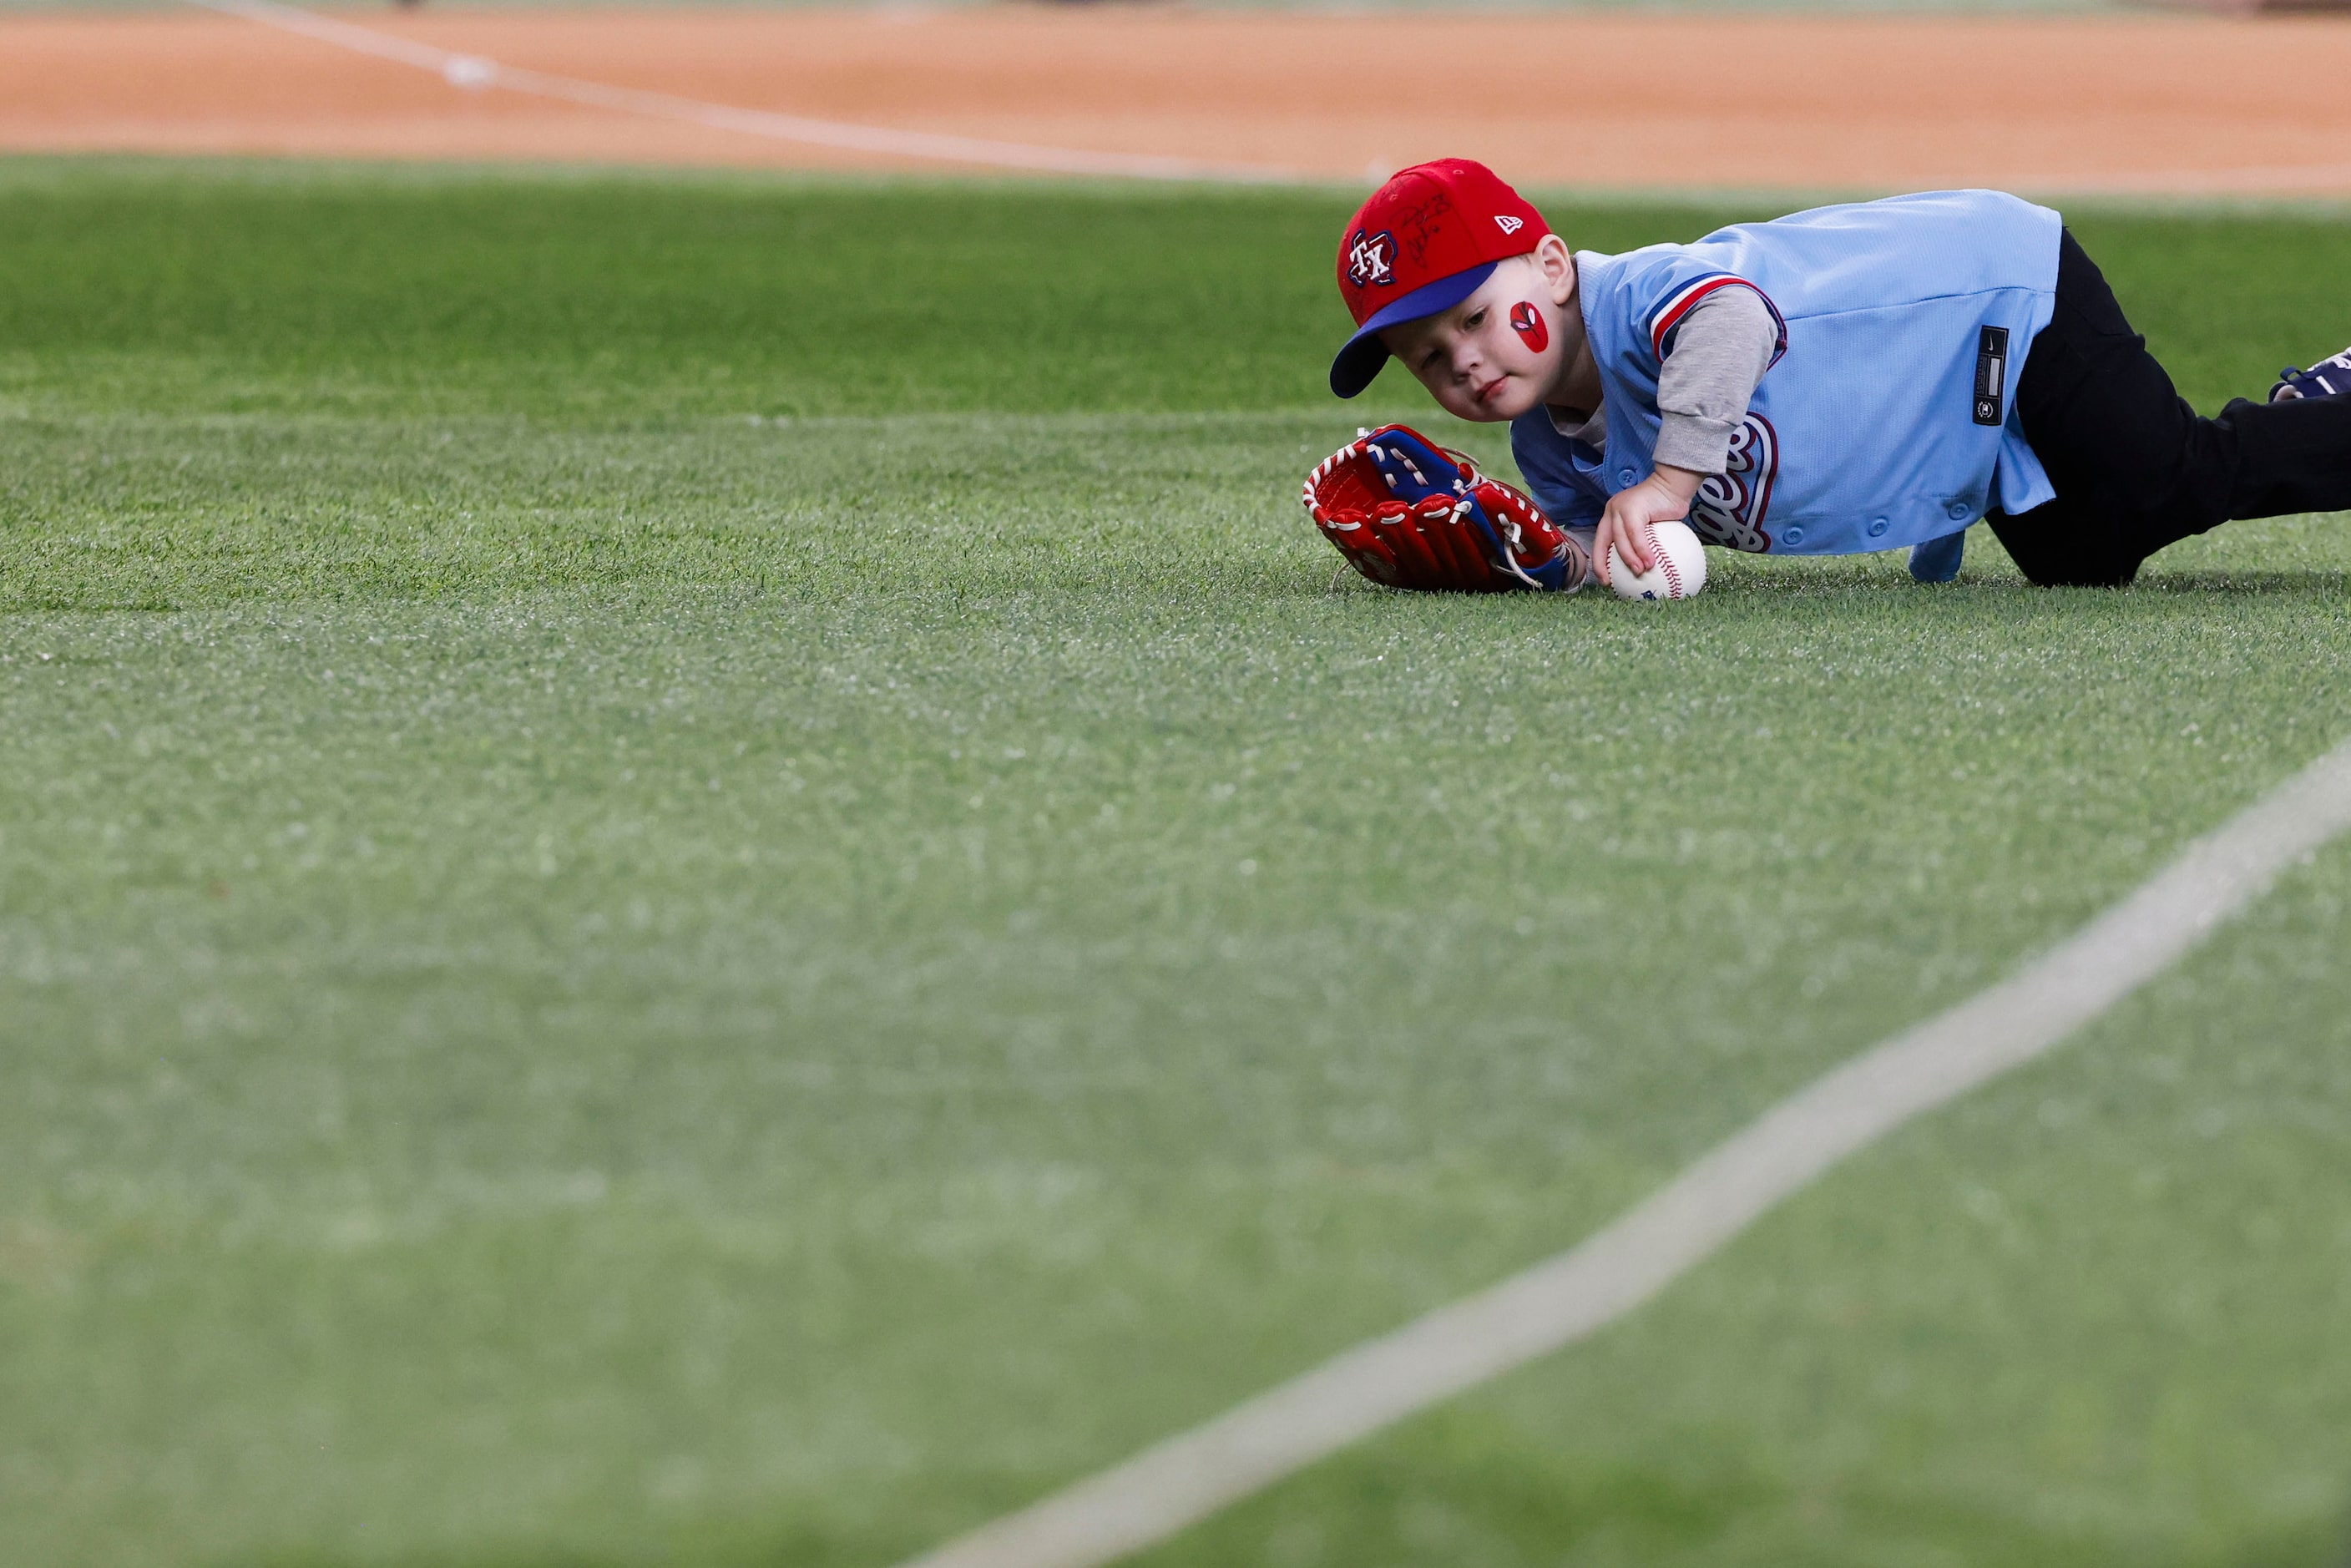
(1607, 518, 1707, 602)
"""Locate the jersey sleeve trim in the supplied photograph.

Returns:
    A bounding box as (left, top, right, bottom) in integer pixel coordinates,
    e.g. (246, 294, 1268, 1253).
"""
(1648, 276, 1788, 369)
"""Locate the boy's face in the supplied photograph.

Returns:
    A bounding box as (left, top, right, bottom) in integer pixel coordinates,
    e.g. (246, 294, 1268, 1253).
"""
(1378, 238, 1577, 424)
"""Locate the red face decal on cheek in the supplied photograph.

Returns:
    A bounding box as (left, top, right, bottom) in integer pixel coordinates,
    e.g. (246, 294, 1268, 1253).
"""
(1509, 301, 1550, 352)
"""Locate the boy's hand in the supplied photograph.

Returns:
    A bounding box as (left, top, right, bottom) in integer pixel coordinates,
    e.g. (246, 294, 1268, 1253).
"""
(1595, 466, 1705, 587)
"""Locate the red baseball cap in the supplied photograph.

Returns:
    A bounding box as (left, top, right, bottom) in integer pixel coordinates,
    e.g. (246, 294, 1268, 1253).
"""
(1329, 159, 1552, 399)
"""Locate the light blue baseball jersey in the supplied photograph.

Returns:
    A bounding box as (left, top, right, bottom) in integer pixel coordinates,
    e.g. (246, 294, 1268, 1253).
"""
(1510, 190, 2063, 556)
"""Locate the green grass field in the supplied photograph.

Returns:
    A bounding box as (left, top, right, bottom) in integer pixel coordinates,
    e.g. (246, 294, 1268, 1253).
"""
(3, 159, 2350, 1568)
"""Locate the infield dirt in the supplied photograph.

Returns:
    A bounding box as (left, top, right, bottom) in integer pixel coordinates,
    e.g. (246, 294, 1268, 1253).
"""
(6, 6, 2351, 196)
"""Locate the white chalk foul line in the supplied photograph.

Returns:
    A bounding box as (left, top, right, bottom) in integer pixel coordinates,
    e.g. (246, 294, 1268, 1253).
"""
(182, 0, 1302, 185)
(902, 734, 2351, 1568)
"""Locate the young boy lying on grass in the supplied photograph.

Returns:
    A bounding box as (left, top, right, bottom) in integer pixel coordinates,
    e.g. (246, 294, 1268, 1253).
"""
(1302, 159, 2351, 594)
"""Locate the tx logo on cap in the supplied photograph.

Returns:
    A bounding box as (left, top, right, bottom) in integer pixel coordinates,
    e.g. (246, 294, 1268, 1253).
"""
(1494, 215, 1524, 235)
(1347, 229, 1396, 289)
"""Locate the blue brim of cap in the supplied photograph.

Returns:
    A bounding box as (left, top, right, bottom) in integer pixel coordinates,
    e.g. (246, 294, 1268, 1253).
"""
(1327, 261, 1498, 399)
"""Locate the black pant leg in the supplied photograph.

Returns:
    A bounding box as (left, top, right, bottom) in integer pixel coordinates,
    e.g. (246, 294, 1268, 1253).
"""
(2218, 391, 2351, 520)
(1988, 229, 2351, 586)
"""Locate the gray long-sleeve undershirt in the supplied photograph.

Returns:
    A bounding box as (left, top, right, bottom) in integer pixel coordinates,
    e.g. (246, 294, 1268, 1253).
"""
(1651, 286, 1782, 474)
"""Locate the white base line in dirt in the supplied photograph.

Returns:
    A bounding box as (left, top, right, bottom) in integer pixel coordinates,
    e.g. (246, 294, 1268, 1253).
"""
(902, 735, 2351, 1568)
(182, 0, 1302, 185)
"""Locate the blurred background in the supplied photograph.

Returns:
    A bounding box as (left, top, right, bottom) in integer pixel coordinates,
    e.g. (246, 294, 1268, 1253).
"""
(3, 0, 2347, 197)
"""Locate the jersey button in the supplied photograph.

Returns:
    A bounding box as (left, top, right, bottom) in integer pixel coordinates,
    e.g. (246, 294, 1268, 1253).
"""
(1782, 526, 1806, 546)
(1867, 517, 1889, 538)
(1946, 501, 1972, 521)
(1617, 468, 1636, 484)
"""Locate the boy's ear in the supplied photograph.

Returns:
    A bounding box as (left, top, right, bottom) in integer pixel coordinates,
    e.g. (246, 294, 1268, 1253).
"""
(1535, 235, 1576, 307)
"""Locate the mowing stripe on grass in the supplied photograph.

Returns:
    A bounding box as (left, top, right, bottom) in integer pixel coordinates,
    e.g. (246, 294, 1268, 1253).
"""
(900, 735, 2351, 1568)
(184, 0, 1302, 185)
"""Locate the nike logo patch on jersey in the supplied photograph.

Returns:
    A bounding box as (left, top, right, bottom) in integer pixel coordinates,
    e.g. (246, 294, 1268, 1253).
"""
(1974, 326, 2009, 427)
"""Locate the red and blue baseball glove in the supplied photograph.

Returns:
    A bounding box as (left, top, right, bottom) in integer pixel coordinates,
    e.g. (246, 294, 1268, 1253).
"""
(1302, 424, 1588, 594)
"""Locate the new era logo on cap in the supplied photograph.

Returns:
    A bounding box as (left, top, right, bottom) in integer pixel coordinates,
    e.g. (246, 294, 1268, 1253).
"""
(1327, 159, 1554, 398)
